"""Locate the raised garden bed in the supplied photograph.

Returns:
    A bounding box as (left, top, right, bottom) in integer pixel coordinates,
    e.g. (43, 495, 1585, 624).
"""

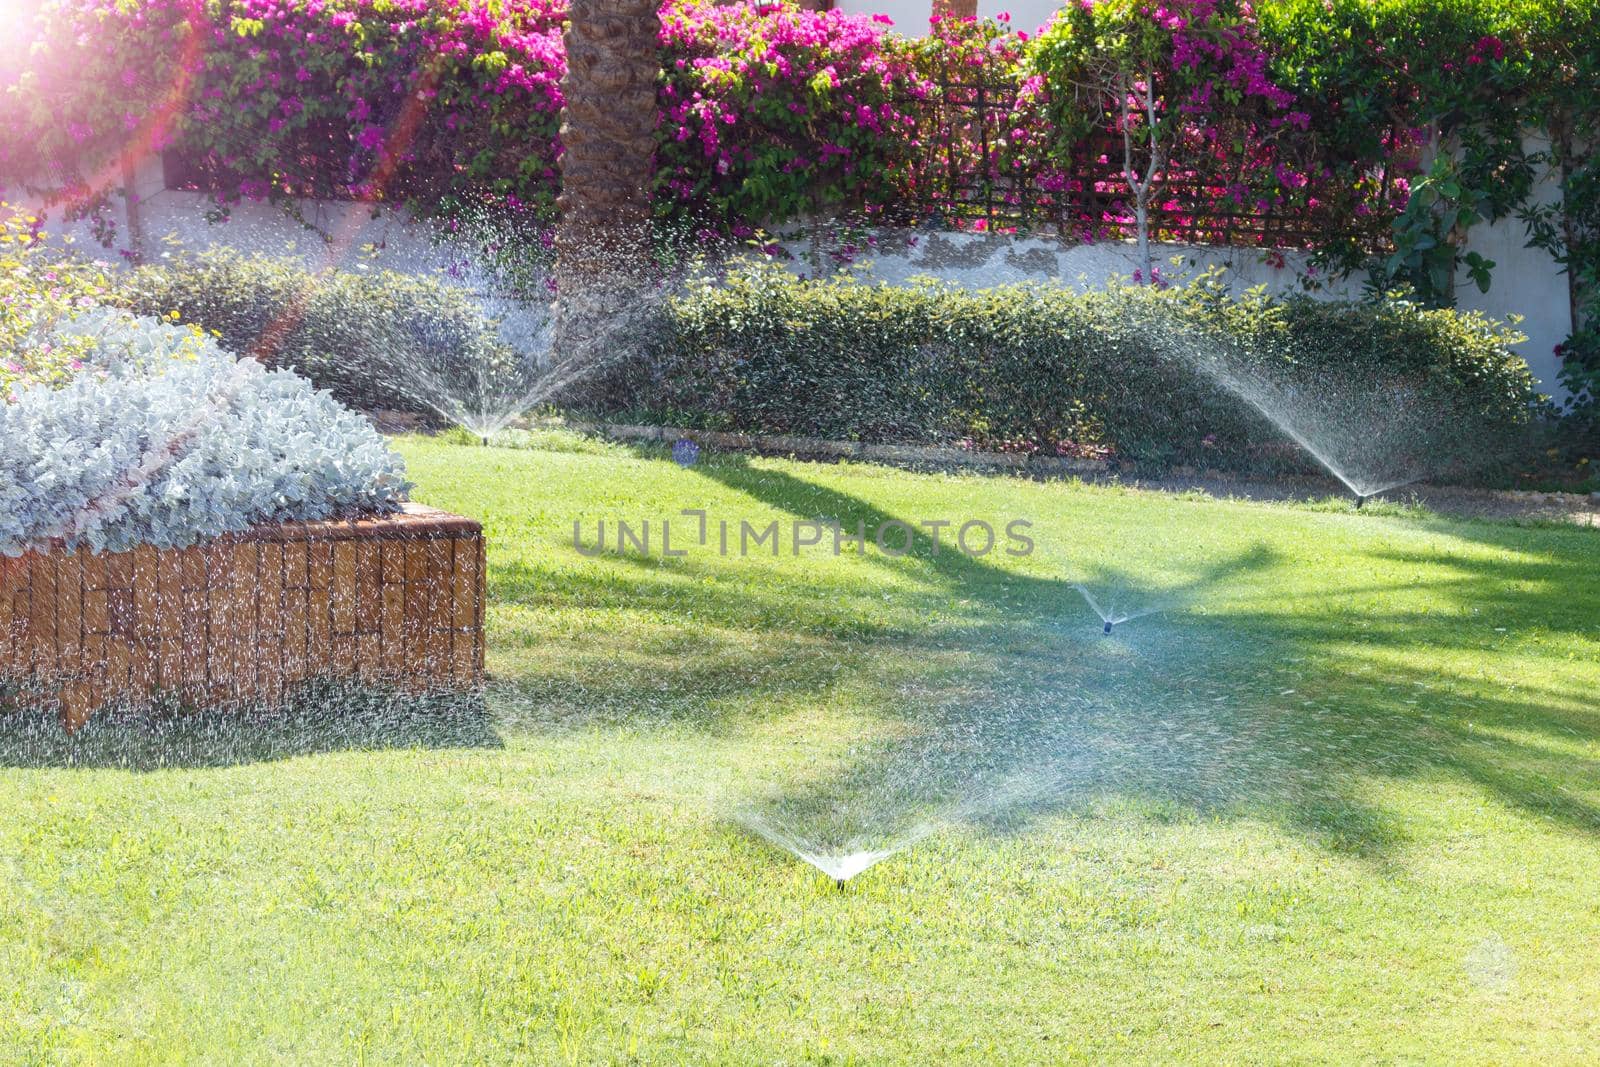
(0, 503, 484, 730)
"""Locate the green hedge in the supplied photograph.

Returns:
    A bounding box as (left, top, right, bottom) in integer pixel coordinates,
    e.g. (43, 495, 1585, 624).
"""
(115, 250, 521, 415)
(117, 252, 1540, 478)
(604, 267, 1540, 474)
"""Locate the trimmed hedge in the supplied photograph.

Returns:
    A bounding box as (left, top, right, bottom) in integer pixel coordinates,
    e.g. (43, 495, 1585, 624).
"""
(117, 251, 1539, 478)
(604, 267, 1540, 474)
(115, 250, 530, 416)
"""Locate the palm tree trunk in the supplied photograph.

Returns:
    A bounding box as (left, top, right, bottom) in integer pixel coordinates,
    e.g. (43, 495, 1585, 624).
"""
(552, 0, 659, 375)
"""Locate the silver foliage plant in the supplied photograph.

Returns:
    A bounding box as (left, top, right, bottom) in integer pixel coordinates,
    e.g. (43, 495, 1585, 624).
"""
(0, 312, 411, 556)
(40, 305, 215, 374)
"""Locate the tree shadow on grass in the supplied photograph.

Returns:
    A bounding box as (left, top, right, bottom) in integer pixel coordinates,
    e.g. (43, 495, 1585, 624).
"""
(0, 682, 502, 771)
(678, 452, 1042, 592)
(492, 552, 922, 640)
(734, 616, 1407, 868)
(483, 453, 1282, 732)
(489, 447, 1598, 861)
(681, 460, 1600, 863)
(740, 605, 1600, 870)
(681, 451, 1285, 614)
(484, 548, 941, 730)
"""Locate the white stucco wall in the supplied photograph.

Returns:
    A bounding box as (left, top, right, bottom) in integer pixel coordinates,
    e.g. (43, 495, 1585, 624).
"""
(835, 0, 1065, 36)
(23, 156, 455, 277)
(780, 228, 1364, 301)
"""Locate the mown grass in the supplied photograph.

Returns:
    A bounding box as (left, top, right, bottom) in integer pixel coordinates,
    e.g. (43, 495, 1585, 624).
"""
(2, 434, 1598, 1064)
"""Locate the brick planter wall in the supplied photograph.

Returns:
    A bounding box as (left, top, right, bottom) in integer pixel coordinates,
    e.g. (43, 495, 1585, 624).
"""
(0, 504, 485, 731)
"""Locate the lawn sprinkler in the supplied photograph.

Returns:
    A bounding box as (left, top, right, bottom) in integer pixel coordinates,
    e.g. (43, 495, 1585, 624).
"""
(836, 878, 847, 892)
(481, 435, 490, 447)
(1354, 494, 1367, 510)
(1103, 620, 1114, 635)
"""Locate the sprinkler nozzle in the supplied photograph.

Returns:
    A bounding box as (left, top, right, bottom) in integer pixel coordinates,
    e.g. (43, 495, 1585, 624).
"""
(1354, 494, 1366, 510)
(835, 879, 847, 892)
(480, 435, 489, 447)
(1103, 620, 1114, 635)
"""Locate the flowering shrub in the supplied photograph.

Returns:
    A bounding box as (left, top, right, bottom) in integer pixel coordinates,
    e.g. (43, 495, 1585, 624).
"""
(0, 0, 200, 230)
(179, 0, 567, 213)
(0, 206, 114, 389)
(2, 0, 1580, 250)
(2, 0, 568, 225)
(4, 0, 1046, 237)
(1260, 0, 1600, 321)
(0, 342, 410, 555)
(657, 1, 923, 228)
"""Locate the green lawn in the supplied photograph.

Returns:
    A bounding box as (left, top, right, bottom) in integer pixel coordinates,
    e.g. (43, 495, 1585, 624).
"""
(4, 434, 1599, 1064)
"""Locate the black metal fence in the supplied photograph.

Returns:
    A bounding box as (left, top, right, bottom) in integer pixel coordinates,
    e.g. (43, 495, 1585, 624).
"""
(899, 67, 1397, 252)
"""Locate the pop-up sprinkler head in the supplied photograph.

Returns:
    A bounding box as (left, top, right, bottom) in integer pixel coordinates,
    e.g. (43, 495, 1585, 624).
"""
(835, 878, 847, 892)
(1103, 620, 1114, 635)
(1354, 494, 1366, 510)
